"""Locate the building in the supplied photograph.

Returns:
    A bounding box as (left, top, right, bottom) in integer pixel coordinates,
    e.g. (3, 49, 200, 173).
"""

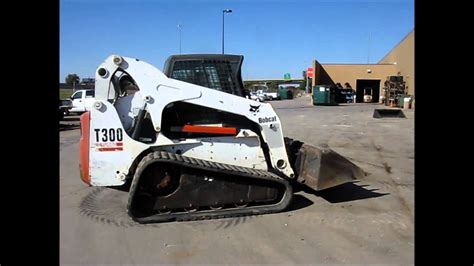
(79, 78, 95, 90)
(59, 77, 95, 91)
(312, 30, 414, 103)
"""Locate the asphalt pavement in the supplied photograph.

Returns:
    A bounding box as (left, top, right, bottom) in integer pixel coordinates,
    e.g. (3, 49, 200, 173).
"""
(60, 96, 414, 264)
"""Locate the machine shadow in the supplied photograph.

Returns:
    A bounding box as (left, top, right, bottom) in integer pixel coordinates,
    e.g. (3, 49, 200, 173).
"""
(272, 105, 316, 110)
(283, 194, 314, 212)
(272, 103, 357, 110)
(299, 182, 389, 203)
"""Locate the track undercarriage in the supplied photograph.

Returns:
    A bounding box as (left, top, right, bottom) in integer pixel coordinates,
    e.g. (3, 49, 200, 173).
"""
(127, 151, 292, 223)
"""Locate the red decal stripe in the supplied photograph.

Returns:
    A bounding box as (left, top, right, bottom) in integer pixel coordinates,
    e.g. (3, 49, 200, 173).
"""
(98, 147, 124, 152)
(95, 142, 123, 147)
(181, 125, 237, 135)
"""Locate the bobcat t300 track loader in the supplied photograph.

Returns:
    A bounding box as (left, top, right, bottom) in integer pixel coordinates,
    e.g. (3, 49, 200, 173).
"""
(79, 54, 365, 223)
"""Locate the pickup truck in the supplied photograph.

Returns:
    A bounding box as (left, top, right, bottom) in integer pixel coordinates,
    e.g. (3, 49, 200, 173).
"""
(69, 89, 96, 114)
(251, 85, 279, 100)
(262, 89, 279, 101)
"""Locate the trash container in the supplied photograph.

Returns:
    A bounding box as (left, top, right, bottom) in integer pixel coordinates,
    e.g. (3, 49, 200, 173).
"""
(403, 97, 412, 109)
(312, 85, 337, 106)
(279, 88, 293, 100)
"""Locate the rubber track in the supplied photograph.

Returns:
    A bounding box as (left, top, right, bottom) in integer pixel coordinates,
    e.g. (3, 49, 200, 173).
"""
(127, 151, 293, 223)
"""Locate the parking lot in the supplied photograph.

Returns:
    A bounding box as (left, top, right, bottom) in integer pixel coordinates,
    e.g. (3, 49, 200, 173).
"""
(60, 96, 414, 264)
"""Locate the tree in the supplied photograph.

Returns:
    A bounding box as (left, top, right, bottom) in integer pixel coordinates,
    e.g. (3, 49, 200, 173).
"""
(65, 74, 80, 86)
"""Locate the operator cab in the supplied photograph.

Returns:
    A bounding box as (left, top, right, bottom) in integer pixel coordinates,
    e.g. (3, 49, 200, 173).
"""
(163, 54, 247, 97)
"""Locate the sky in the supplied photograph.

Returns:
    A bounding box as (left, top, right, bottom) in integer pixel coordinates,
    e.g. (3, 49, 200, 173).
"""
(60, 0, 414, 82)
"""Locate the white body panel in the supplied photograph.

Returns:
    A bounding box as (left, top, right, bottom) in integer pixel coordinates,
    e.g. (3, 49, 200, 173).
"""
(89, 100, 148, 186)
(266, 92, 278, 100)
(87, 55, 295, 186)
(159, 133, 268, 170)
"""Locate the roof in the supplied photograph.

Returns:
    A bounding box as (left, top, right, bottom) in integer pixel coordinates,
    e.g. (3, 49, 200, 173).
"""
(378, 29, 414, 63)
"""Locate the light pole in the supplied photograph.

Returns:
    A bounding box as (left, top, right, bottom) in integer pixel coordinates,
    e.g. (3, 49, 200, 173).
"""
(222, 9, 232, 54)
(367, 34, 371, 64)
(178, 24, 182, 55)
(306, 73, 310, 94)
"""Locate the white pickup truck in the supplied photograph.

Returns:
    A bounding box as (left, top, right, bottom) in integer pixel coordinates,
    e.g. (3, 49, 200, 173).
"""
(69, 89, 96, 114)
(249, 85, 279, 100)
(263, 90, 279, 101)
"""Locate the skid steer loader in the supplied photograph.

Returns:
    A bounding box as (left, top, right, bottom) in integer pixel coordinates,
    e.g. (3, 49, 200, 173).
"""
(79, 54, 365, 223)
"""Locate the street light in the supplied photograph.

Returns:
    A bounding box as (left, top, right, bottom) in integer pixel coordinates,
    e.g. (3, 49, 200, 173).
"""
(222, 9, 232, 54)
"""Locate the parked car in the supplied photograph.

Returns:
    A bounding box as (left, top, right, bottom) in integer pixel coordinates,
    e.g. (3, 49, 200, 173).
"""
(59, 99, 73, 121)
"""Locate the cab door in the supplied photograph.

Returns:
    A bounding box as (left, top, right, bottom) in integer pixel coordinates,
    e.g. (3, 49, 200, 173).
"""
(70, 91, 84, 112)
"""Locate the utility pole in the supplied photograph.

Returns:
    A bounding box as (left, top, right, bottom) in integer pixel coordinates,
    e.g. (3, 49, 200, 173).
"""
(178, 24, 182, 55)
(306, 73, 310, 94)
(305, 60, 309, 94)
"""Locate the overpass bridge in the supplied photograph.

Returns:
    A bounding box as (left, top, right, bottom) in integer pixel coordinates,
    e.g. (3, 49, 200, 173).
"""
(244, 78, 304, 83)
(243, 78, 305, 92)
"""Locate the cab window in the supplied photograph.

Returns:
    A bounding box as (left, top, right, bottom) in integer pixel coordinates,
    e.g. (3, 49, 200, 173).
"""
(85, 90, 95, 97)
(72, 91, 82, 100)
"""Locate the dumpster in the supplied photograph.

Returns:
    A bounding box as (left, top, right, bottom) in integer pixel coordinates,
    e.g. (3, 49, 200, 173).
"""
(279, 88, 293, 100)
(312, 85, 337, 106)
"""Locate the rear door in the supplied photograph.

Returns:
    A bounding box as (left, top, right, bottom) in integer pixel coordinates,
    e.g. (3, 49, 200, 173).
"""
(84, 90, 95, 111)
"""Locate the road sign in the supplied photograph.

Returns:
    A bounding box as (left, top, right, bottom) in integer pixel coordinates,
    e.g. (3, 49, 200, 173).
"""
(307, 67, 314, 78)
(284, 73, 291, 80)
